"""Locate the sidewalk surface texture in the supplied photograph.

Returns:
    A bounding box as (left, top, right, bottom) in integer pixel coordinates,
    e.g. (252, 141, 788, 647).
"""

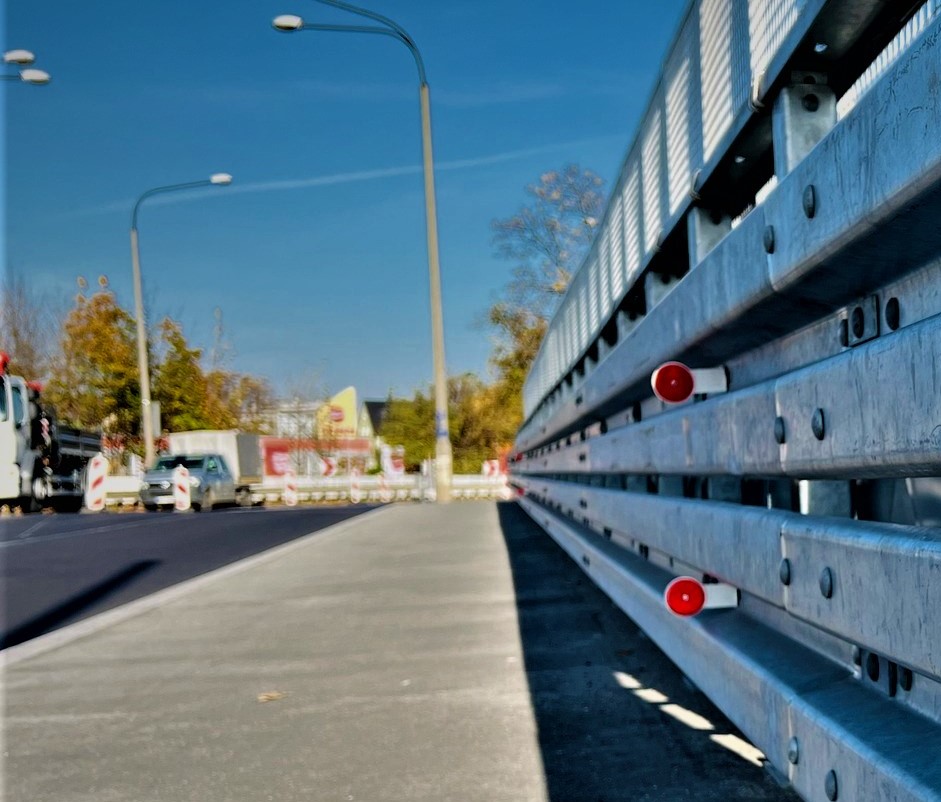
(3, 502, 796, 801)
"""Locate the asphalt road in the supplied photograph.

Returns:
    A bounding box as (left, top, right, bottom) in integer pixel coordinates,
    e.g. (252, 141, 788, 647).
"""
(0, 505, 376, 649)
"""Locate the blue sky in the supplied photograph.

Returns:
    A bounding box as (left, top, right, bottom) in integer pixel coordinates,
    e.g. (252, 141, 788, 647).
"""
(5, 0, 687, 401)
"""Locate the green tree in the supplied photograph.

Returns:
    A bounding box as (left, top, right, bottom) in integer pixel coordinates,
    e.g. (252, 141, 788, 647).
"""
(44, 288, 140, 433)
(379, 388, 434, 472)
(152, 318, 211, 432)
(379, 373, 519, 473)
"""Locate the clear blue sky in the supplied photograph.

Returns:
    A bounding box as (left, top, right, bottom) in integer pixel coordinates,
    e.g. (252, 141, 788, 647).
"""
(6, 0, 687, 401)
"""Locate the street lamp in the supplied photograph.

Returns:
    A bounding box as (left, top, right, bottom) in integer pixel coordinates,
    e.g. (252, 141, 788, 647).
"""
(0, 69, 51, 84)
(272, 1, 454, 503)
(3, 50, 51, 84)
(130, 173, 233, 467)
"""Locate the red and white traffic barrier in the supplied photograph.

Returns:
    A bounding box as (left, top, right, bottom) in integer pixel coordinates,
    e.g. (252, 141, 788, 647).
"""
(664, 576, 738, 617)
(283, 469, 298, 507)
(83, 454, 109, 512)
(651, 361, 728, 405)
(173, 465, 192, 512)
(378, 473, 392, 504)
(350, 468, 362, 504)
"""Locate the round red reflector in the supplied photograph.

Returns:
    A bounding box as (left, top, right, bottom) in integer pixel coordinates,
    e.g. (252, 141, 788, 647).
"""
(664, 576, 706, 617)
(652, 361, 695, 404)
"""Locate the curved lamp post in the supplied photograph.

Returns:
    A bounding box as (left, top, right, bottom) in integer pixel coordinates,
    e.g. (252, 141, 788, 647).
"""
(131, 173, 233, 466)
(273, 1, 454, 503)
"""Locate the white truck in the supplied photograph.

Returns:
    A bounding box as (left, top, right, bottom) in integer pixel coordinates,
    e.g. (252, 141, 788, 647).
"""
(0, 353, 102, 512)
(165, 430, 264, 507)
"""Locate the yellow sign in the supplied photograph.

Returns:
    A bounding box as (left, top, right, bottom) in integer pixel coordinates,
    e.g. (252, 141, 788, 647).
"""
(316, 387, 358, 440)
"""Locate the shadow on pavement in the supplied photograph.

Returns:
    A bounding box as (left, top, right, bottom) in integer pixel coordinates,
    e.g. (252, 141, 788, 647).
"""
(495, 502, 797, 802)
(1, 559, 161, 650)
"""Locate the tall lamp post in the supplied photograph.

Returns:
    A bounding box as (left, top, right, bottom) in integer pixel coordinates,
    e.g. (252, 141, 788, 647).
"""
(131, 173, 233, 467)
(273, 2, 454, 503)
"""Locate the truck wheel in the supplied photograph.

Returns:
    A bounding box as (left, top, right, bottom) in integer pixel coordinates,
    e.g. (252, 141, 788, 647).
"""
(26, 474, 51, 513)
(201, 489, 214, 512)
(236, 488, 253, 508)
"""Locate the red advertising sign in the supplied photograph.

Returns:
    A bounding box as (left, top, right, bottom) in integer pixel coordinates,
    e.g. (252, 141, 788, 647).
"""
(264, 444, 292, 476)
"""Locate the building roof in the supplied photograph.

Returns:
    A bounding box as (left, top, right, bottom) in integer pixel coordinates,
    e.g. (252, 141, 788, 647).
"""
(364, 400, 389, 434)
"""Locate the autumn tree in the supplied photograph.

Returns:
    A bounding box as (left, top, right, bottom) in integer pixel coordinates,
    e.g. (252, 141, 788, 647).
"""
(487, 163, 605, 431)
(44, 288, 140, 434)
(379, 373, 520, 474)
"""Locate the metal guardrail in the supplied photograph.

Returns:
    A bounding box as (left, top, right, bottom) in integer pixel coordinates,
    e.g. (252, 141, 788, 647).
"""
(103, 474, 512, 506)
(512, 3, 941, 800)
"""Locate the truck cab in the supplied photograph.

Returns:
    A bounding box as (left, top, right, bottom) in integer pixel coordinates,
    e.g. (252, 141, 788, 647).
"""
(0, 352, 102, 511)
(0, 369, 32, 502)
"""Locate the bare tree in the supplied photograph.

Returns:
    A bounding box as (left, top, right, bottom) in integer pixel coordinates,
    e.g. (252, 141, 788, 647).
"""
(491, 164, 605, 323)
(0, 271, 65, 380)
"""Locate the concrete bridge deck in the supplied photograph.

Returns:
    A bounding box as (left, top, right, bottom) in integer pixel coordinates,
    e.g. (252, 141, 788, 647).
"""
(3, 503, 795, 801)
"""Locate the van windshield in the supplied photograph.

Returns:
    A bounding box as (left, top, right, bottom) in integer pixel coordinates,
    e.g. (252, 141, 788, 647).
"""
(153, 456, 205, 470)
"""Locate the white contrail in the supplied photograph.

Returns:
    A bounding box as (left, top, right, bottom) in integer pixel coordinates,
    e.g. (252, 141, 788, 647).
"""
(63, 135, 621, 218)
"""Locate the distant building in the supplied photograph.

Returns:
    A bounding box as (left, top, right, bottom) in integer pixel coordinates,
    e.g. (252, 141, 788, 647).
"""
(262, 387, 387, 476)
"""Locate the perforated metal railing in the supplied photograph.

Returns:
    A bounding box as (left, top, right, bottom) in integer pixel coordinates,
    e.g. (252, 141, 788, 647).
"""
(521, 0, 940, 422)
(512, 2, 941, 800)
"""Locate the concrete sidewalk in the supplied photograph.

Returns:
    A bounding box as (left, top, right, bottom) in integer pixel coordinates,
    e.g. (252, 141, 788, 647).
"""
(3, 503, 793, 802)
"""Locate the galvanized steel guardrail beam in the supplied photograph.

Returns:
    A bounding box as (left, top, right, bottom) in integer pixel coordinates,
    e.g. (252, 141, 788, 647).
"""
(517, 495, 941, 802)
(512, 3, 941, 800)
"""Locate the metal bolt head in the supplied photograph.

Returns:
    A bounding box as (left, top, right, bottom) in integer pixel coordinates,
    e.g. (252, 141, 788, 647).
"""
(885, 297, 901, 331)
(787, 737, 800, 765)
(803, 185, 817, 218)
(774, 416, 786, 444)
(899, 667, 914, 692)
(825, 769, 839, 800)
(812, 408, 826, 440)
(820, 567, 834, 599)
(779, 558, 792, 586)
(763, 225, 776, 254)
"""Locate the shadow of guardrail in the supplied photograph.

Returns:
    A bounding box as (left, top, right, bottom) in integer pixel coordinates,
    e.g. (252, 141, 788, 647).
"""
(1, 559, 161, 649)
(494, 502, 797, 801)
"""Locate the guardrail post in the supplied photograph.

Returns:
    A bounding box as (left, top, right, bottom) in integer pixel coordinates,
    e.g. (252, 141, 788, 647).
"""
(772, 74, 837, 178)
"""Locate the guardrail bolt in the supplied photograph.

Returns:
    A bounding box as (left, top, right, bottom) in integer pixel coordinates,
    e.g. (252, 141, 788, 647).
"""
(899, 667, 914, 692)
(812, 408, 826, 440)
(787, 737, 800, 765)
(819, 567, 834, 599)
(774, 416, 786, 444)
(825, 769, 839, 800)
(763, 225, 775, 253)
(851, 306, 865, 339)
(885, 297, 900, 331)
(803, 185, 817, 218)
(779, 558, 792, 586)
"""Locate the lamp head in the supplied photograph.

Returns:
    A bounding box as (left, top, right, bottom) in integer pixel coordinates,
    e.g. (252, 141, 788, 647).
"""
(273, 14, 304, 31)
(20, 69, 50, 85)
(4, 49, 35, 65)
